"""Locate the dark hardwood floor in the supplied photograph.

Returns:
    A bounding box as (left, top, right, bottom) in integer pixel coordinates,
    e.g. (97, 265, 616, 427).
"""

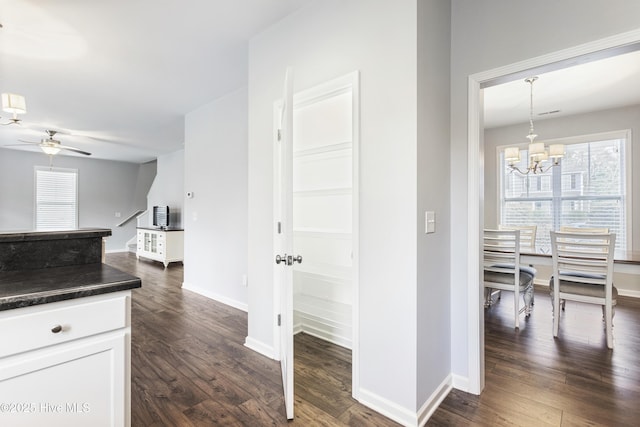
(107, 253, 640, 426)
(106, 253, 398, 426)
(429, 286, 640, 426)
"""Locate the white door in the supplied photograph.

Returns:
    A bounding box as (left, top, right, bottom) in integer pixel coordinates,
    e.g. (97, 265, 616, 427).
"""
(274, 67, 296, 420)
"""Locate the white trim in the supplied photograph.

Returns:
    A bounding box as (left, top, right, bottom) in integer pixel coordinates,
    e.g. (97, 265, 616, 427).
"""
(467, 76, 484, 395)
(105, 248, 131, 254)
(357, 387, 418, 427)
(467, 28, 640, 398)
(243, 337, 276, 360)
(451, 373, 470, 393)
(181, 282, 248, 312)
(417, 375, 453, 427)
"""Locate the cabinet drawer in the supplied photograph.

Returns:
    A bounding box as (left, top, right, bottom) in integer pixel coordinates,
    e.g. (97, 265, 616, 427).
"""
(0, 295, 128, 358)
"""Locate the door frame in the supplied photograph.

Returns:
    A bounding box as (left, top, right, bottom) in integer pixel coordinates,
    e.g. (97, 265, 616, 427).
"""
(466, 29, 640, 394)
(272, 70, 361, 398)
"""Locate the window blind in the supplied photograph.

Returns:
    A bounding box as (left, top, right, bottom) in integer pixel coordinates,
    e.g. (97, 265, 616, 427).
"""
(499, 133, 629, 252)
(35, 167, 78, 230)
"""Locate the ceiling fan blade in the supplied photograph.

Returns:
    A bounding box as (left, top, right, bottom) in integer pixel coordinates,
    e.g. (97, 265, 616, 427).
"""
(17, 139, 41, 144)
(57, 145, 92, 156)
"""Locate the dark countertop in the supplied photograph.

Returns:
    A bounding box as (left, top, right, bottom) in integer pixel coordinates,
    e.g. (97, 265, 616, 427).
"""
(0, 228, 112, 243)
(0, 263, 141, 311)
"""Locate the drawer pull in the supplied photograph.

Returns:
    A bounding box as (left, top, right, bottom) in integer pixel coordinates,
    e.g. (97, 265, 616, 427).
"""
(51, 325, 63, 334)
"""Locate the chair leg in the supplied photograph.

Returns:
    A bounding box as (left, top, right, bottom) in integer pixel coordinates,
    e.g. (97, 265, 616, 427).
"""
(484, 287, 491, 308)
(604, 303, 614, 349)
(523, 285, 533, 316)
(552, 295, 560, 338)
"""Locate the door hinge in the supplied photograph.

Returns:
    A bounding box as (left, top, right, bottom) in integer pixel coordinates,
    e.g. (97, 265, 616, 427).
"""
(277, 222, 282, 234)
(277, 129, 282, 141)
(277, 314, 281, 326)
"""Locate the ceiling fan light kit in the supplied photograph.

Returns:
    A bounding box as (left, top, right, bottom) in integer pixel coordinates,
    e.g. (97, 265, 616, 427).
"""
(1, 92, 27, 125)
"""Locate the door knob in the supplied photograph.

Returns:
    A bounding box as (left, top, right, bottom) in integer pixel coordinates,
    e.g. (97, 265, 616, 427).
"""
(293, 255, 302, 264)
(275, 254, 287, 265)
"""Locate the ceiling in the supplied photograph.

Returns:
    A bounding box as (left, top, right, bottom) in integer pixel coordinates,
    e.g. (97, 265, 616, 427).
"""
(483, 48, 640, 129)
(1, 2, 639, 163)
(0, 0, 312, 163)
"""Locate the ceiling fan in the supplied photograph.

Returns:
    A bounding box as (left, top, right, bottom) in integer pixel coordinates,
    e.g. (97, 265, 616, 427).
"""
(13, 130, 92, 156)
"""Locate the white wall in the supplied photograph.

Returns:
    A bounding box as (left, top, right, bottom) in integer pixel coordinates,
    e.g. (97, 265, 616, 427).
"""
(248, 0, 451, 422)
(146, 150, 185, 229)
(450, 0, 640, 387)
(183, 88, 248, 310)
(0, 148, 154, 251)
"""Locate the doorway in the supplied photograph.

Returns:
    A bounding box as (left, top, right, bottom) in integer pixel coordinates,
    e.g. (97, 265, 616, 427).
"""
(274, 71, 360, 410)
(466, 30, 640, 394)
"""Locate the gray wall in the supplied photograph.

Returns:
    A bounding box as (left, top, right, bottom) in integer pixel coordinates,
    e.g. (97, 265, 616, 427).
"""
(146, 150, 184, 229)
(247, 0, 451, 421)
(451, 0, 640, 385)
(0, 148, 156, 251)
(183, 87, 248, 310)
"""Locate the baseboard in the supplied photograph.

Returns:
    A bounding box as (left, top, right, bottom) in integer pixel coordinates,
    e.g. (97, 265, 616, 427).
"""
(619, 289, 640, 298)
(451, 373, 470, 392)
(417, 375, 452, 426)
(296, 323, 352, 349)
(181, 282, 248, 312)
(105, 248, 130, 254)
(244, 336, 276, 360)
(357, 387, 418, 427)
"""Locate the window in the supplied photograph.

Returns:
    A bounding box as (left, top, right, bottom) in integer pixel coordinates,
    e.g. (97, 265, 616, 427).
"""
(499, 131, 630, 252)
(35, 167, 78, 230)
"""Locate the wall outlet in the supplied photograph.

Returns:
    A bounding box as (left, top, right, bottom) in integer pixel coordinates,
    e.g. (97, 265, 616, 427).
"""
(242, 274, 248, 287)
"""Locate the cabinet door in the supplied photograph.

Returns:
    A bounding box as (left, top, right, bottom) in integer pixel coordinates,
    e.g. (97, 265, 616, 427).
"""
(0, 333, 128, 427)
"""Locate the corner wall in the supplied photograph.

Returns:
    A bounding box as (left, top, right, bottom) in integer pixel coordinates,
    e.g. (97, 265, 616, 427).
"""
(248, 0, 451, 423)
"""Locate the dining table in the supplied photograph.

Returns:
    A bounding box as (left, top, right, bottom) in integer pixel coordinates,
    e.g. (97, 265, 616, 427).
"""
(520, 249, 640, 274)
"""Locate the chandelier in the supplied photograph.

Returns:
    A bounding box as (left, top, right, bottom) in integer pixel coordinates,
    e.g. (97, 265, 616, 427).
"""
(504, 77, 564, 175)
(1, 93, 27, 125)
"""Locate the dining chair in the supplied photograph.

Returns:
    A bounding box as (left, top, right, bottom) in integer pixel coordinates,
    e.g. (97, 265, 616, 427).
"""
(484, 229, 535, 329)
(549, 231, 617, 349)
(499, 224, 537, 252)
(560, 226, 609, 234)
(556, 227, 609, 311)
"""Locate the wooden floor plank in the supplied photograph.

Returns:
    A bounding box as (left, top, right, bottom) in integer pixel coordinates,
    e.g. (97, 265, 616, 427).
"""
(107, 254, 640, 426)
(106, 253, 398, 426)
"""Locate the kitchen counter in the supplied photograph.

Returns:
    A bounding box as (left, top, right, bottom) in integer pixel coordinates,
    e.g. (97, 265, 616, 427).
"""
(0, 228, 140, 425)
(0, 228, 112, 272)
(0, 262, 141, 311)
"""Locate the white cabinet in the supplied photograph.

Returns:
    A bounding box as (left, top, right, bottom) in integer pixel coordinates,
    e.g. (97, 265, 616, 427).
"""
(0, 292, 132, 427)
(136, 228, 184, 268)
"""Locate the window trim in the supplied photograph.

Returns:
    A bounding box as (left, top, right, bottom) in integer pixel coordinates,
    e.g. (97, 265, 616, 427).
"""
(496, 129, 632, 250)
(34, 166, 79, 230)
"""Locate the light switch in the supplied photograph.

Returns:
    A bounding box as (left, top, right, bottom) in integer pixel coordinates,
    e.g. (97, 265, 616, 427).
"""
(425, 211, 435, 234)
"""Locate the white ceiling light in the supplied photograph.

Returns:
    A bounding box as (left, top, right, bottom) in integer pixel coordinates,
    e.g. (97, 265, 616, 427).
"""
(505, 77, 564, 175)
(1, 93, 27, 125)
